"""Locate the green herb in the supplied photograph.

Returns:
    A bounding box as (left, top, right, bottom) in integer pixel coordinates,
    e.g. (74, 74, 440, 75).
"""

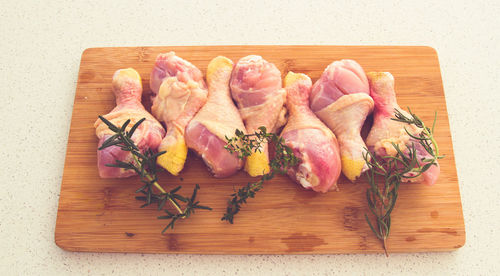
(97, 116, 211, 233)
(392, 108, 444, 162)
(363, 108, 443, 256)
(156, 184, 212, 231)
(222, 126, 300, 224)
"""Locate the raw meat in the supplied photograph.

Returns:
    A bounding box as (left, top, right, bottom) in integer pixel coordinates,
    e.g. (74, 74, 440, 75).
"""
(94, 68, 165, 178)
(310, 60, 374, 182)
(149, 52, 208, 175)
(280, 72, 341, 193)
(150, 52, 206, 98)
(230, 55, 287, 177)
(185, 56, 246, 178)
(366, 72, 440, 185)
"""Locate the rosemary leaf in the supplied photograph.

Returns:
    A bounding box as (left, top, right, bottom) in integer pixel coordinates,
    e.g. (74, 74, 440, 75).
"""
(96, 116, 211, 232)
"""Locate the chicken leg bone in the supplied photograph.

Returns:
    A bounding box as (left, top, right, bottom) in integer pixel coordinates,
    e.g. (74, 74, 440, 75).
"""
(366, 72, 440, 185)
(281, 72, 341, 193)
(185, 56, 247, 178)
(149, 52, 208, 175)
(310, 60, 374, 182)
(94, 68, 165, 178)
(230, 55, 287, 177)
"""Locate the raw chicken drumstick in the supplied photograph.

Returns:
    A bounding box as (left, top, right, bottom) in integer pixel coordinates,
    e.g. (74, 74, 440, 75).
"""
(149, 52, 208, 175)
(94, 68, 165, 178)
(150, 52, 206, 99)
(366, 72, 440, 185)
(230, 55, 287, 177)
(185, 56, 247, 178)
(310, 60, 374, 182)
(280, 72, 341, 193)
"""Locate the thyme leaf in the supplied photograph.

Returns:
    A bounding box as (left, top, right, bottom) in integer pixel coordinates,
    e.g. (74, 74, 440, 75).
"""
(221, 126, 299, 224)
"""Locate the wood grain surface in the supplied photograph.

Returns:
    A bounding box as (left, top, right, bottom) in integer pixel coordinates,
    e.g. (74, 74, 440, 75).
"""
(55, 46, 465, 254)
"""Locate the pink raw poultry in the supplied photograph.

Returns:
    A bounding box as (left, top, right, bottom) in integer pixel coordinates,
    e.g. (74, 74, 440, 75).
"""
(281, 72, 341, 193)
(366, 72, 440, 185)
(230, 55, 287, 177)
(185, 56, 246, 178)
(94, 68, 165, 178)
(310, 60, 374, 182)
(150, 52, 206, 98)
(149, 52, 208, 175)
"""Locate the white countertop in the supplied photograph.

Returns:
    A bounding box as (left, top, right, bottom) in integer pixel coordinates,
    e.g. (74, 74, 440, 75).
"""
(1, 0, 499, 275)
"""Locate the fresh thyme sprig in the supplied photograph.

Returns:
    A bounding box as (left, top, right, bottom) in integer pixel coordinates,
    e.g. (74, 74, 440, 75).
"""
(364, 108, 444, 256)
(97, 116, 211, 233)
(221, 126, 300, 224)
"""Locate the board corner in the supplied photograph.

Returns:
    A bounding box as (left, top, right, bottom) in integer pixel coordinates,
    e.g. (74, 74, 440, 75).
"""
(419, 45, 439, 57)
(81, 47, 101, 59)
(454, 229, 467, 250)
(54, 225, 77, 252)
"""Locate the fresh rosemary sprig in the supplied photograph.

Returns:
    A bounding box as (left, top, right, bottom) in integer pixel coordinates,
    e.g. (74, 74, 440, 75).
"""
(221, 126, 300, 224)
(392, 107, 444, 163)
(364, 108, 443, 256)
(156, 184, 212, 231)
(97, 116, 211, 233)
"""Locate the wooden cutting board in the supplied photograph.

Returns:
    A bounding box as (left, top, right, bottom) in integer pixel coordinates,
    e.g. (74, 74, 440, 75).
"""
(55, 46, 464, 254)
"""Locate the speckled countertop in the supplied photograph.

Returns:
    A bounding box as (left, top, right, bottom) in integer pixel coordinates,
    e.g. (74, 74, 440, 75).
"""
(1, 1, 499, 275)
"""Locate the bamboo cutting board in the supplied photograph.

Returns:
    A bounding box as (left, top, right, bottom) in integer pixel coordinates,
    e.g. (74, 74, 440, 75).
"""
(55, 46, 465, 254)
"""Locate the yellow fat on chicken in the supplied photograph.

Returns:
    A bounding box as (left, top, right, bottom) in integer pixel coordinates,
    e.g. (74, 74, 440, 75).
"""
(115, 68, 141, 81)
(156, 130, 187, 176)
(284, 71, 309, 86)
(207, 56, 233, 84)
(245, 150, 270, 177)
(341, 156, 366, 182)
